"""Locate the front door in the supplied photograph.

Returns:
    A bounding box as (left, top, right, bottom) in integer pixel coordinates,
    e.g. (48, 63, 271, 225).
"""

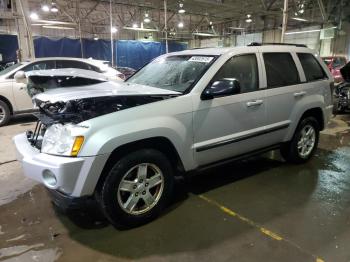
(193, 53, 268, 166)
(12, 61, 55, 111)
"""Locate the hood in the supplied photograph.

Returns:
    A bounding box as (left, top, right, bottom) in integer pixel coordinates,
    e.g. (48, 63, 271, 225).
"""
(34, 81, 181, 103)
(340, 62, 350, 82)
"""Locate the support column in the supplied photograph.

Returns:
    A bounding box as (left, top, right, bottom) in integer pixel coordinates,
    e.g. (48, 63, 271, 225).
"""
(15, 0, 34, 61)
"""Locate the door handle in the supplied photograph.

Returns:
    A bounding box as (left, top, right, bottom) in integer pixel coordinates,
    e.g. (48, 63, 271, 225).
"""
(19, 87, 24, 90)
(294, 91, 306, 97)
(246, 100, 263, 107)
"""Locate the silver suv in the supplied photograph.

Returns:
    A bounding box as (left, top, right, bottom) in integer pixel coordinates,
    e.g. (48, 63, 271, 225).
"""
(14, 44, 333, 228)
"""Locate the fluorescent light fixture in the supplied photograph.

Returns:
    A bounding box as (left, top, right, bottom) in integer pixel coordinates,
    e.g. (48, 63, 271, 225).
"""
(35, 19, 76, 25)
(285, 29, 321, 35)
(132, 23, 138, 28)
(193, 32, 219, 37)
(94, 37, 99, 40)
(178, 22, 184, 28)
(43, 25, 74, 30)
(144, 17, 151, 23)
(30, 12, 39, 20)
(246, 18, 252, 23)
(111, 27, 117, 33)
(292, 17, 308, 21)
(42, 5, 50, 12)
(123, 27, 159, 32)
(247, 14, 251, 18)
(229, 27, 245, 30)
(209, 21, 213, 25)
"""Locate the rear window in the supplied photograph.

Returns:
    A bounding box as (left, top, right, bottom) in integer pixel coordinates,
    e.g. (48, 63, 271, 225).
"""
(263, 53, 300, 88)
(297, 53, 327, 82)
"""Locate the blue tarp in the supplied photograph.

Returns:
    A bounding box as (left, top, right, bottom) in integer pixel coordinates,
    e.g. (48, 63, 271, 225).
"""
(0, 35, 19, 63)
(33, 37, 187, 69)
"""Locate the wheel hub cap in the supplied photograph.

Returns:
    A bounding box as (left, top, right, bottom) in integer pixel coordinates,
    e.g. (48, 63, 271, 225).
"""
(297, 124, 316, 158)
(0, 105, 5, 123)
(117, 163, 164, 215)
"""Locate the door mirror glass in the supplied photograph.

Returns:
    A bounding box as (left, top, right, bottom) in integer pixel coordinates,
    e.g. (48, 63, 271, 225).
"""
(201, 78, 241, 100)
(14, 70, 27, 83)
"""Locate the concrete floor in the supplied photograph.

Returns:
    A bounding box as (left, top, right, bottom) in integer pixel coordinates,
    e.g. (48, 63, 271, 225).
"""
(0, 114, 350, 262)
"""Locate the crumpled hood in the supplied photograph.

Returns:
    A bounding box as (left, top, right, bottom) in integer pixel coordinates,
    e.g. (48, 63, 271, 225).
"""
(340, 62, 350, 82)
(33, 81, 181, 103)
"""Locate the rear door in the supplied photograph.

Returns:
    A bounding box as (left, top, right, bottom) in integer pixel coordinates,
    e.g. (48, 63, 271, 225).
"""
(260, 51, 303, 145)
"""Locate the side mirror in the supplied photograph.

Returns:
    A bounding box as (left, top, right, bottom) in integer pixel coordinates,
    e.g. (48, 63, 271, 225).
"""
(201, 78, 241, 100)
(14, 71, 27, 83)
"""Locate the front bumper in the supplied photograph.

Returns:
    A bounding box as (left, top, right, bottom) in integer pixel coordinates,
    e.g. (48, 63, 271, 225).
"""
(47, 188, 93, 212)
(13, 133, 109, 197)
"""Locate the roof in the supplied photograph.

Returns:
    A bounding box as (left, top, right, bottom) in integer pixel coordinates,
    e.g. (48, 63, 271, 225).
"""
(166, 45, 312, 57)
(29, 57, 109, 64)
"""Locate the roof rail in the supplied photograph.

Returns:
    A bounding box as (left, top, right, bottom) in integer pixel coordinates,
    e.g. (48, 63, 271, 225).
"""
(247, 42, 307, 48)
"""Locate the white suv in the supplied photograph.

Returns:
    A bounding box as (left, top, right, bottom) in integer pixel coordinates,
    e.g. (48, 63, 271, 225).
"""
(0, 57, 122, 126)
(14, 44, 333, 228)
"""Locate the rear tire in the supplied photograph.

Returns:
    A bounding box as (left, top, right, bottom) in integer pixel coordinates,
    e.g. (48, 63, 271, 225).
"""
(97, 149, 174, 229)
(0, 100, 10, 127)
(281, 117, 320, 164)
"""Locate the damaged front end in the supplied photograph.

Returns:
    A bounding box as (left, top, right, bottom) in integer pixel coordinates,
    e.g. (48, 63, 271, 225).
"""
(333, 62, 350, 114)
(28, 94, 177, 149)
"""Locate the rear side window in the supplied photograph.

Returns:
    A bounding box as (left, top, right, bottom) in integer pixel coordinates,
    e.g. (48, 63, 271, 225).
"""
(55, 60, 102, 72)
(213, 54, 259, 94)
(297, 53, 327, 82)
(263, 53, 300, 88)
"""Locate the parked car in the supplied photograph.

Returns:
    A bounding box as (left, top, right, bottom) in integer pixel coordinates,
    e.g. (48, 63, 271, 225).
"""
(333, 61, 350, 114)
(0, 57, 122, 126)
(322, 56, 347, 83)
(115, 66, 137, 80)
(14, 44, 333, 228)
(25, 68, 110, 98)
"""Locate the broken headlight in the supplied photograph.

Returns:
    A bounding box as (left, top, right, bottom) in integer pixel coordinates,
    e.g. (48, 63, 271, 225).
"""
(41, 124, 84, 157)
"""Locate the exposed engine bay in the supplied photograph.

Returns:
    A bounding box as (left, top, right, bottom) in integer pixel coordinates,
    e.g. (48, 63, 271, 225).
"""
(27, 94, 177, 149)
(333, 62, 350, 113)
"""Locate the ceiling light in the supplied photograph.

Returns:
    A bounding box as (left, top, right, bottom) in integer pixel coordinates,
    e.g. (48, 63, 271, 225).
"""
(178, 22, 184, 28)
(42, 25, 74, 30)
(245, 18, 252, 23)
(132, 23, 138, 28)
(285, 29, 321, 35)
(229, 27, 245, 30)
(123, 26, 159, 32)
(193, 32, 219, 36)
(50, 4, 58, 13)
(299, 9, 304, 14)
(94, 37, 99, 41)
(111, 27, 117, 33)
(292, 17, 308, 21)
(247, 14, 251, 18)
(209, 21, 213, 25)
(30, 12, 39, 20)
(178, 3, 185, 14)
(41, 5, 50, 12)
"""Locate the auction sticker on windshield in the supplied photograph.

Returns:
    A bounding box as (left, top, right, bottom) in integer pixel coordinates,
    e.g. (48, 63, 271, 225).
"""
(189, 56, 214, 63)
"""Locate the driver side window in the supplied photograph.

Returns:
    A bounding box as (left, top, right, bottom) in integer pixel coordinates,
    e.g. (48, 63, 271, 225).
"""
(213, 54, 259, 94)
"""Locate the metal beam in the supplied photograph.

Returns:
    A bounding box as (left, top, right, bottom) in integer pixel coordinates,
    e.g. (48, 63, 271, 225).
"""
(316, 0, 327, 22)
(83, 0, 102, 19)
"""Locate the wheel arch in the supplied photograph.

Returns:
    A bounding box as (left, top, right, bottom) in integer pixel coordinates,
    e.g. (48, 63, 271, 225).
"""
(95, 136, 185, 192)
(0, 95, 13, 115)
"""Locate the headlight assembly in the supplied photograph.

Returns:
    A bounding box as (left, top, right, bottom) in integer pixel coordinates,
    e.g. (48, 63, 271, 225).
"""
(41, 124, 85, 157)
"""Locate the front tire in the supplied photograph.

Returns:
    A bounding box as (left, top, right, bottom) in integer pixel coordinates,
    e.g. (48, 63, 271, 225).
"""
(281, 117, 320, 164)
(0, 100, 10, 127)
(97, 149, 174, 229)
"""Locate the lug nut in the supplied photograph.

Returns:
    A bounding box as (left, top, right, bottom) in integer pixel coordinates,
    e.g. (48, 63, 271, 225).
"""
(135, 193, 139, 196)
(145, 183, 149, 187)
(139, 179, 143, 183)
(142, 191, 146, 195)
(133, 185, 137, 189)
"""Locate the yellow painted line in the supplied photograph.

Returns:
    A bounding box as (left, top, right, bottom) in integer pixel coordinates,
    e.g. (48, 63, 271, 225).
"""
(199, 194, 326, 262)
(199, 194, 283, 241)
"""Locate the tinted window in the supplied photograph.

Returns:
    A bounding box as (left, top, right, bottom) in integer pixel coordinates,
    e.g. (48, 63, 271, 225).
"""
(297, 53, 327, 81)
(213, 54, 259, 93)
(55, 60, 101, 72)
(263, 53, 300, 88)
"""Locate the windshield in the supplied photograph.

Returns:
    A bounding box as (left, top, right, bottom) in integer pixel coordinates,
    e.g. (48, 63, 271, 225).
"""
(127, 55, 216, 93)
(0, 63, 22, 76)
